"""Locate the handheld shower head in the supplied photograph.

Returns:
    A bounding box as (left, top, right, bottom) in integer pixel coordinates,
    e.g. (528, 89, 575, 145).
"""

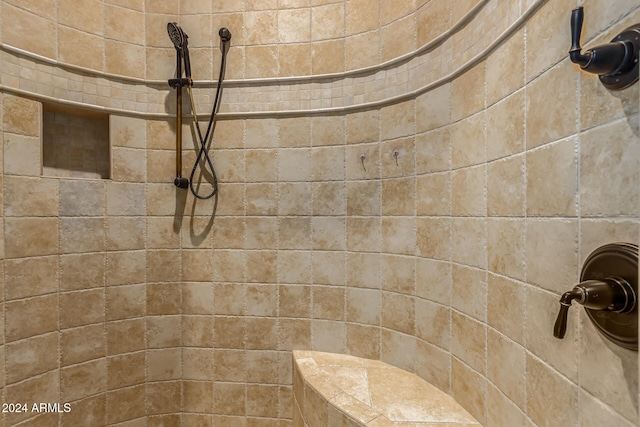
(219, 27, 232, 43)
(167, 22, 184, 49)
(167, 23, 192, 81)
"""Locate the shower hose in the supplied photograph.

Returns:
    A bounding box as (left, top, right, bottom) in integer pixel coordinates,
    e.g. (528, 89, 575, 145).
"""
(185, 37, 230, 200)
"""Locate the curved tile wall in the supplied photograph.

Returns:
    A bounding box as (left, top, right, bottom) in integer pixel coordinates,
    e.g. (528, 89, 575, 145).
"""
(1, 0, 640, 426)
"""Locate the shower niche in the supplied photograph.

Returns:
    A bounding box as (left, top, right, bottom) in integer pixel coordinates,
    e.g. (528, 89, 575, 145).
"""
(42, 102, 110, 179)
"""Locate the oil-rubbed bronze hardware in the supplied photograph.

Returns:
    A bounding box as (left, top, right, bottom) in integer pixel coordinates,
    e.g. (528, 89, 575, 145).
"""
(554, 243, 638, 351)
(569, 7, 640, 90)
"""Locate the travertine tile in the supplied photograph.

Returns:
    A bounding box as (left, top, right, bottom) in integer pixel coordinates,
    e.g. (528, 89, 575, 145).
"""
(6, 332, 58, 384)
(312, 217, 346, 251)
(487, 218, 525, 280)
(0, 3, 637, 426)
(578, 389, 637, 427)
(106, 385, 146, 424)
(147, 381, 182, 415)
(280, 318, 312, 351)
(580, 117, 640, 217)
(60, 288, 105, 329)
(62, 323, 107, 366)
(5, 371, 59, 425)
(4, 134, 42, 177)
(525, 287, 578, 382)
(5, 294, 58, 342)
(147, 282, 181, 315)
(451, 217, 486, 269)
(278, 182, 312, 215)
(346, 252, 381, 290)
(59, 26, 105, 71)
(451, 63, 485, 122)
(416, 84, 451, 134)
(279, 9, 311, 43)
(415, 298, 450, 351)
(451, 312, 486, 375)
(1, 4, 56, 59)
(452, 165, 485, 216)
(312, 3, 345, 41)
(451, 264, 486, 322)
(487, 154, 524, 216)
(380, 101, 415, 141)
(578, 309, 638, 423)
(381, 217, 415, 255)
(2, 95, 40, 137)
(487, 329, 525, 410)
(381, 292, 414, 335)
(416, 217, 450, 260)
(183, 315, 214, 347)
(380, 254, 414, 295)
(346, 110, 379, 145)
(60, 394, 106, 427)
(416, 172, 450, 216)
(525, 0, 569, 81)
(312, 147, 346, 182)
(381, 14, 415, 62)
(486, 89, 525, 161)
(380, 0, 414, 26)
(246, 384, 279, 417)
(106, 318, 144, 355)
(346, 0, 379, 35)
(580, 70, 639, 131)
(346, 31, 381, 71)
(311, 320, 346, 354)
(487, 274, 525, 345)
(148, 317, 181, 349)
(380, 329, 415, 373)
(246, 45, 279, 79)
(214, 382, 246, 416)
(486, 29, 525, 106)
(525, 61, 578, 149)
(415, 339, 450, 393)
(106, 283, 145, 321)
(5, 256, 58, 300)
(147, 250, 181, 283)
(61, 358, 107, 402)
(526, 353, 577, 427)
(451, 357, 486, 425)
(526, 137, 578, 217)
(59, 0, 104, 36)
(416, 127, 451, 174)
(486, 383, 530, 427)
(417, 0, 450, 48)
(526, 218, 578, 294)
(451, 112, 485, 169)
(346, 217, 380, 253)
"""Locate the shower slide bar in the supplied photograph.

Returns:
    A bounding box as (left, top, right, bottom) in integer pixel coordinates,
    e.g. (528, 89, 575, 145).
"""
(167, 23, 231, 199)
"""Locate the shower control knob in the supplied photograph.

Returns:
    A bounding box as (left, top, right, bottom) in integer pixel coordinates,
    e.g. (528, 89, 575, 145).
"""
(569, 7, 640, 90)
(552, 243, 638, 350)
(553, 278, 636, 339)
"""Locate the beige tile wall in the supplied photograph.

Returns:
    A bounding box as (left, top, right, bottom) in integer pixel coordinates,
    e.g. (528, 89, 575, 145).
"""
(1, 0, 639, 426)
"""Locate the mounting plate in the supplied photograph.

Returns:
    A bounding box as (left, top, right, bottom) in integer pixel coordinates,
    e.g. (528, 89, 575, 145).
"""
(599, 24, 640, 90)
(581, 243, 638, 350)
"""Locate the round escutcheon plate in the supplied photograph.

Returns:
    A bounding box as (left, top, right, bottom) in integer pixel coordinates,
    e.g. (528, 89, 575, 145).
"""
(581, 243, 638, 351)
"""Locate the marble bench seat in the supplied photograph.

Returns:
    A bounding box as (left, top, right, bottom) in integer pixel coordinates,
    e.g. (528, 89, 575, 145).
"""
(293, 350, 481, 427)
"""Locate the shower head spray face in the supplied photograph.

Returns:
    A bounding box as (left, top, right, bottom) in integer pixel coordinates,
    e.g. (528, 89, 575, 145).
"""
(167, 22, 184, 49)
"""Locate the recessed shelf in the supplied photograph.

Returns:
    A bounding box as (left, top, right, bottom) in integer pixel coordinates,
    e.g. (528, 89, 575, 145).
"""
(42, 103, 110, 179)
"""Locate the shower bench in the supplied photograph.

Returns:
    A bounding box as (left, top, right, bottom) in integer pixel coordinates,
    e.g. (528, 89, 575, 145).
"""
(292, 350, 481, 427)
